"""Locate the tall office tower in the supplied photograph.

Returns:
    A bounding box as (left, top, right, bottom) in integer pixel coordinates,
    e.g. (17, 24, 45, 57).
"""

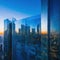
(18, 28, 21, 34)
(4, 19, 12, 60)
(48, 0, 60, 60)
(32, 28, 35, 34)
(25, 25, 30, 36)
(12, 19, 16, 60)
(25, 25, 30, 44)
(0, 36, 2, 44)
(12, 21, 15, 34)
(12, 18, 16, 34)
(21, 24, 25, 35)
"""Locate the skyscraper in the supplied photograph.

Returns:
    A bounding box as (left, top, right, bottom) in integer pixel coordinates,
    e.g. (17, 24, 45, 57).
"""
(25, 25, 30, 36)
(12, 22, 15, 34)
(21, 24, 25, 35)
(4, 19, 12, 60)
(32, 28, 35, 35)
(12, 18, 16, 34)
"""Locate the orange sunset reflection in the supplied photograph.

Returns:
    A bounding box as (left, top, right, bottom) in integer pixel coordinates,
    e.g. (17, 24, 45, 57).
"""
(0, 31, 47, 35)
(41, 31, 47, 35)
(0, 32, 4, 35)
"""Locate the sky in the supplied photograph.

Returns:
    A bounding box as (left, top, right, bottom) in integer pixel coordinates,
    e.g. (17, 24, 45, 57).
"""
(0, 0, 41, 34)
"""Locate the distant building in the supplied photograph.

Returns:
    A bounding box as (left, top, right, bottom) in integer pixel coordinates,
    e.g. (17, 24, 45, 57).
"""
(12, 19, 17, 60)
(21, 24, 25, 35)
(37, 24, 40, 34)
(32, 28, 35, 35)
(12, 21, 15, 34)
(0, 36, 2, 44)
(25, 25, 30, 36)
(18, 28, 21, 34)
(4, 19, 12, 60)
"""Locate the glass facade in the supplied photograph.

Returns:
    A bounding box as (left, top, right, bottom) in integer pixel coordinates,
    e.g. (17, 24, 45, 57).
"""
(4, 19, 12, 60)
(0, 0, 60, 60)
(48, 0, 60, 60)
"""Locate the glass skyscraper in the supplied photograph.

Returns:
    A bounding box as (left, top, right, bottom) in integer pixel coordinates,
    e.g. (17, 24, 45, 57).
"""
(4, 19, 12, 60)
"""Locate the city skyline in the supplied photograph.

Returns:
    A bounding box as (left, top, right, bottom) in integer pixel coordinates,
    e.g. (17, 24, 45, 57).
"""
(1, 0, 59, 35)
(0, 0, 41, 35)
(0, 15, 48, 35)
